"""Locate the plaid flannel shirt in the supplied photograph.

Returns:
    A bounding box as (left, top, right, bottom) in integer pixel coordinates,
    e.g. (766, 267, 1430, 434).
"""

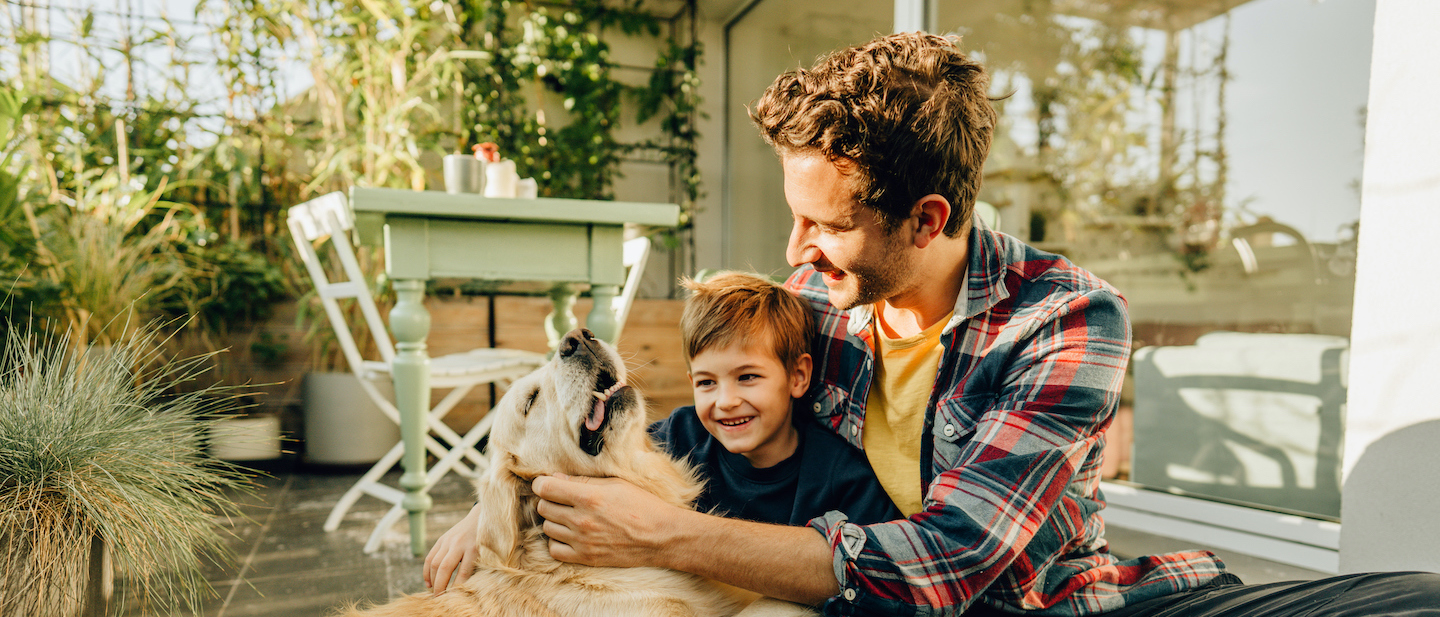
(784, 220, 1226, 617)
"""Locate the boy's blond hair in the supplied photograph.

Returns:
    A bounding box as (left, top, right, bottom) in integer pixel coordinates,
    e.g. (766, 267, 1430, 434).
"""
(680, 271, 814, 372)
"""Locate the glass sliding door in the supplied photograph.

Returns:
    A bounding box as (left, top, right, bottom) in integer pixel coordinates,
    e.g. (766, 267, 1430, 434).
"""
(722, 0, 892, 276)
(936, 0, 1374, 522)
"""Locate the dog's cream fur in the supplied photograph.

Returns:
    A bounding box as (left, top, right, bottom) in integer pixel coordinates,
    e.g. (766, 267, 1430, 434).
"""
(337, 331, 816, 617)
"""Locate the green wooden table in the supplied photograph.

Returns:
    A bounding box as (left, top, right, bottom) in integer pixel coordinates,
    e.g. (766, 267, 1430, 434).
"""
(349, 186, 680, 555)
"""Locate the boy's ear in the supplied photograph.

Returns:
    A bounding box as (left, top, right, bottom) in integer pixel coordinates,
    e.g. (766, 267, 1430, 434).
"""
(790, 353, 814, 398)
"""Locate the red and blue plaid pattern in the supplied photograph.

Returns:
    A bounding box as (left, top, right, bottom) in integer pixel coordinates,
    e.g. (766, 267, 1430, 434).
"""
(785, 222, 1226, 616)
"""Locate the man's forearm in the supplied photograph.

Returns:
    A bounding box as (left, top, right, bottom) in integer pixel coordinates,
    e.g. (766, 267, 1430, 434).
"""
(657, 509, 839, 606)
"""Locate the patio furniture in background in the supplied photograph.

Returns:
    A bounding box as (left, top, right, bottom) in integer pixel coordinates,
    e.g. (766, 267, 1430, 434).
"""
(1130, 332, 1348, 520)
(288, 193, 549, 553)
(347, 187, 680, 554)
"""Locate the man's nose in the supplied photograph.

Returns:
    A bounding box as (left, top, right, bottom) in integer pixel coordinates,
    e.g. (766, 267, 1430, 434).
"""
(786, 220, 819, 267)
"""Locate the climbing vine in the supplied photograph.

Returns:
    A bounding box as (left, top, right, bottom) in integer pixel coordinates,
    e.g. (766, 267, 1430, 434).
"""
(452, 0, 703, 219)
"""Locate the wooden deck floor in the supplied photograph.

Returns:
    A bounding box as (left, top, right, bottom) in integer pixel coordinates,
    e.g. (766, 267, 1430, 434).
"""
(120, 462, 1325, 617)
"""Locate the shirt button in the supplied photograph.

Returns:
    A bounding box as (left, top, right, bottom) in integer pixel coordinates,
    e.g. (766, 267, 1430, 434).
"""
(843, 588, 857, 602)
(943, 423, 956, 437)
(850, 425, 859, 437)
(812, 402, 822, 413)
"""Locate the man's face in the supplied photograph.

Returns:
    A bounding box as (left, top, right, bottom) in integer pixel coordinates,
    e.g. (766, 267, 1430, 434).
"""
(782, 154, 914, 310)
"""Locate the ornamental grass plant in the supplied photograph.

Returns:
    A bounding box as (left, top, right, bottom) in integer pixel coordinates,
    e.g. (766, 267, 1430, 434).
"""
(0, 321, 254, 616)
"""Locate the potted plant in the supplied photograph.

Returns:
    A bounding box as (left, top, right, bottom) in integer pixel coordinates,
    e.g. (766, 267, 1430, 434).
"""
(0, 321, 253, 616)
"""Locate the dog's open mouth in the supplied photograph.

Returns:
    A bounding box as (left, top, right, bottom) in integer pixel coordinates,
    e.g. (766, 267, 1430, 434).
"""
(580, 368, 626, 456)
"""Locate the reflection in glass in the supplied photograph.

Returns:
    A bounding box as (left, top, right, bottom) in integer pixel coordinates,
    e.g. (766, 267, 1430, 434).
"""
(937, 0, 1374, 520)
(724, 0, 893, 276)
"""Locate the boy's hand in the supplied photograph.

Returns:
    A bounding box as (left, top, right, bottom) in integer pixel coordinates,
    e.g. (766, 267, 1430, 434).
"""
(423, 503, 481, 594)
(532, 473, 682, 569)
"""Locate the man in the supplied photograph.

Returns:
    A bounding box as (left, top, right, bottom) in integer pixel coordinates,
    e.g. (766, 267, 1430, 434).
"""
(475, 32, 1440, 616)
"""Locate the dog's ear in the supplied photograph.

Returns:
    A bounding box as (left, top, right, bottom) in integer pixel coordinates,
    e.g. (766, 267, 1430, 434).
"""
(472, 460, 530, 568)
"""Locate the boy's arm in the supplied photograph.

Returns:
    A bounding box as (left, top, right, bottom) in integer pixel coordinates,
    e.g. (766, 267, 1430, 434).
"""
(533, 474, 839, 605)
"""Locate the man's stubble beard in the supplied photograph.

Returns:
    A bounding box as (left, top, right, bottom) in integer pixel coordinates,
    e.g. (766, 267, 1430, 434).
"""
(829, 228, 914, 311)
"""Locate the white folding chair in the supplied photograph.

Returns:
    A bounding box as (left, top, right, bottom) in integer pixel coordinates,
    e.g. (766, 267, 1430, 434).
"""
(288, 192, 547, 552)
(287, 192, 655, 552)
(612, 234, 651, 343)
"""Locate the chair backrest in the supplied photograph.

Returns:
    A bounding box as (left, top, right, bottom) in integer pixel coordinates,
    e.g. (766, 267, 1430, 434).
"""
(287, 192, 395, 374)
(611, 235, 651, 342)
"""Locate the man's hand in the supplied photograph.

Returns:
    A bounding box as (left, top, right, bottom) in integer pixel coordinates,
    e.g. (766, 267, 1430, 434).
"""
(532, 473, 682, 569)
(533, 473, 837, 606)
(423, 503, 481, 594)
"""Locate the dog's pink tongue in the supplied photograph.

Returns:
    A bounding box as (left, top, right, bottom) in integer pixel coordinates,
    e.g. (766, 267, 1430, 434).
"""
(586, 399, 606, 431)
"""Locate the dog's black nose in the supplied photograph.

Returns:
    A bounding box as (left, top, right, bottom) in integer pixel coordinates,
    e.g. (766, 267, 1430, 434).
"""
(559, 328, 596, 357)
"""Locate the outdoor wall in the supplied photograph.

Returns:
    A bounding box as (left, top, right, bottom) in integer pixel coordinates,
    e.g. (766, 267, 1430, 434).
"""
(1339, 0, 1440, 573)
(720, 0, 893, 277)
(686, 9, 730, 278)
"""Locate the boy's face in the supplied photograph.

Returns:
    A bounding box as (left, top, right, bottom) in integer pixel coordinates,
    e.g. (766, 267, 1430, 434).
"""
(688, 341, 812, 469)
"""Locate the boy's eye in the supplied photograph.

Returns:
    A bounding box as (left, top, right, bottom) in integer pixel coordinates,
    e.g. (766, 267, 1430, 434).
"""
(694, 378, 716, 388)
(739, 374, 760, 382)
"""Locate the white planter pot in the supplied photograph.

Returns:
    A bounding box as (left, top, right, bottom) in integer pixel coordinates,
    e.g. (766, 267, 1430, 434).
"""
(209, 413, 283, 461)
(302, 372, 400, 465)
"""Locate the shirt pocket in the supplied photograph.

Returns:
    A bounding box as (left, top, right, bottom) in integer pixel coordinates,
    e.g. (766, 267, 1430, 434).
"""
(810, 383, 863, 449)
(930, 395, 982, 473)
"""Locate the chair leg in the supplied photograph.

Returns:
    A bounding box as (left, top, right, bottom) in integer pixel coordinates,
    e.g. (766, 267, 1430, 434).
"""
(424, 384, 480, 474)
(422, 434, 474, 476)
(364, 503, 410, 555)
(324, 441, 405, 532)
(362, 413, 500, 553)
(456, 411, 497, 474)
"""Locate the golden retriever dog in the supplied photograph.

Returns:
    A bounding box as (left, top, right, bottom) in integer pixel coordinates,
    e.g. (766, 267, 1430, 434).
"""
(338, 328, 816, 617)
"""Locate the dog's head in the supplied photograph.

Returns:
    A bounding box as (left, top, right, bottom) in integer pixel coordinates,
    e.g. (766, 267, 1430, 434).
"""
(472, 329, 699, 568)
(488, 328, 647, 477)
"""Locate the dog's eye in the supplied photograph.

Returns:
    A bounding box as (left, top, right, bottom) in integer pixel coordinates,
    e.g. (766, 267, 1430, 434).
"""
(522, 389, 538, 416)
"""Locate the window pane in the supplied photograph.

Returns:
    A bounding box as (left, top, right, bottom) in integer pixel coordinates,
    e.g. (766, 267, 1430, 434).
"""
(937, 0, 1374, 520)
(724, 0, 892, 276)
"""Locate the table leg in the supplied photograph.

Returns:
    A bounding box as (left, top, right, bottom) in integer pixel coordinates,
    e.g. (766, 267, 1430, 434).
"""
(587, 284, 619, 344)
(545, 283, 579, 350)
(389, 279, 433, 557)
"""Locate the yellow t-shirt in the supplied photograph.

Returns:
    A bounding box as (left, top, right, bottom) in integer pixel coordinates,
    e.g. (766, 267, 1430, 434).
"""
(863, 307, 951, 517)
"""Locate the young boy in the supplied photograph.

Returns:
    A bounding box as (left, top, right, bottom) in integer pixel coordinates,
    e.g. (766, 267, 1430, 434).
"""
(424, 271, 897, 593)
(648, 271, 900, 527)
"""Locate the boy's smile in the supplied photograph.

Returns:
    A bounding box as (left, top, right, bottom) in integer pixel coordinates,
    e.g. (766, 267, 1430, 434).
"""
(688, 341, 812, 469)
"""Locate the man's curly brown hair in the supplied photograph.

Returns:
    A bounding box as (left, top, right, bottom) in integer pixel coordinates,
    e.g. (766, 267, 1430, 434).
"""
(751, 32, 996, 237)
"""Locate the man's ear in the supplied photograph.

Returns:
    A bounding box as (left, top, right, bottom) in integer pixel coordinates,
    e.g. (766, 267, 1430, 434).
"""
(910, 195, 952, 249)
(790, 353, 814, 398)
